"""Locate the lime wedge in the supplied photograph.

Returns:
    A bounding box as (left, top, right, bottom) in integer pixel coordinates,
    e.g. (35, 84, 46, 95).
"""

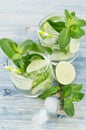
(41, 22, 58, 36)
(39, 22, 58, 46)
(31, 76, 51, 94)
(70, 39, 80, 53)
(26, 59, 49, 73)
(56, 61, 76, 85)
(39, 22, 58, 41)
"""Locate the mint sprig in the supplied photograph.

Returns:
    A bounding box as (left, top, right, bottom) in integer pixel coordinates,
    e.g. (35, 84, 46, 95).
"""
(0, 38, 44, 73)
(47, 9, 86, 49)
(38, 83, 84, 117)
(61, 84, 84, 116)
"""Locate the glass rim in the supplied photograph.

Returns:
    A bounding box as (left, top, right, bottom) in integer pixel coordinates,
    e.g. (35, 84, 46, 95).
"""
(37, 13, 64, 42)
(38, 13, 64, 27)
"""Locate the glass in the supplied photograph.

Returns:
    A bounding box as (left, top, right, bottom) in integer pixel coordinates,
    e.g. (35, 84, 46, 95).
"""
(38, 14, 80, 64)
(7, 56, 53, 97)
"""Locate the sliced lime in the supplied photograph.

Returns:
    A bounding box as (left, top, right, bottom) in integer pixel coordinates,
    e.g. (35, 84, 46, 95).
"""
(39, 22, 58, 44)
(41, 22, 58, 36)
(32, 66, 51, 88)
(31, 76, 51, 94)
(26, 59, 50, 73)
(39, 22, 58, 47)
(56, 61, 76, 85)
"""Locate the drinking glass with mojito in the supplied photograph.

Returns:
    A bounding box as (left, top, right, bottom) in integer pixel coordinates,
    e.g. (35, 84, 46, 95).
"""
(38, 9, 86, 63)
(0, 38, 53, 97)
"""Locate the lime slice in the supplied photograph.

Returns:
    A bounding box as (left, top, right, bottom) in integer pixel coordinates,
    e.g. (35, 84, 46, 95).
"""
(31, 76, 51, 94)
(26, 59, 50, 73)
(56, 61, 76, 85)
(70, 39, 80, 53)
(41, 22, 58, 36)
(39, 22, 58, 47)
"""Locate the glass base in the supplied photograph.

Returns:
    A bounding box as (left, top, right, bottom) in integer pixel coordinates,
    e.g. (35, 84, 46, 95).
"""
(13, 84, 44, 98)
(50, 52, 78, 66)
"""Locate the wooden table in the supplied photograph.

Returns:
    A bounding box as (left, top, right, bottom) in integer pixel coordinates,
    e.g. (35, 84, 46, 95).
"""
(0, 0, 86, 129)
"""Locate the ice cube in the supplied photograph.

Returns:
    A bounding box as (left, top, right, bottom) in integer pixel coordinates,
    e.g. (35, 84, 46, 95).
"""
(32, 109, 48, 125)
(44, 97, 60, 114)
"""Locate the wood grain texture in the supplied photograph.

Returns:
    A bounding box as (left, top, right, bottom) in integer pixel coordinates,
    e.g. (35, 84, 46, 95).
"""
(0, 0, 86, 129)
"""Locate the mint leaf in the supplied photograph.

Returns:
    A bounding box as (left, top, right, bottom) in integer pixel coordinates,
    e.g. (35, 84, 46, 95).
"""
(28, 53, 44, 61)
(19, 39, 43, 54)
(58, 28, 70, 49)
(71, 25, 85, 39)
(64, 9, 70, 20)
(12, 54, 22, 60)
(72, 92, 84, 102)
(70, 12, 76, 17)
(76, 19, 86, 27)
(47, 19, 65, 32)
(43, 46, 53, 55)
(62, 98, 74, 116)
(38, 86, 60, 99)
(71, 84, 83, 92)
(0, 38, 18, 59)
(62, 85, 72, 98)
(65, 10, 76, 27)
(13, 57, 30, 73)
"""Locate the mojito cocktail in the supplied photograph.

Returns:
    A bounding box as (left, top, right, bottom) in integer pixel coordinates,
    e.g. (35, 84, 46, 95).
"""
(0, 38, 53, 97)
(38, 10, 85, 63)
(8, 56, 52, 97)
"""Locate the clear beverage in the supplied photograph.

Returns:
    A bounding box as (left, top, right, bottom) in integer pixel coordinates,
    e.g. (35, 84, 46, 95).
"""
(7, 55, 53, 97)
(38, 15, 80, 63)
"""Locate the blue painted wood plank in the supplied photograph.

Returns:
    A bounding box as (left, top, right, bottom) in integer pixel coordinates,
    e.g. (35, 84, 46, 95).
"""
(0, 14, 85, 27)
(0, 0, 85, 14)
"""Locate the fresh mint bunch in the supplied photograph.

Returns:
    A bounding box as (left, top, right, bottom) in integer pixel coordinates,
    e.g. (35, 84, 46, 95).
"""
(61, 84, 84, 116)
(0, 38, 44, 73)
(47, 9, 86, 49)
(38, 83, 84, 117)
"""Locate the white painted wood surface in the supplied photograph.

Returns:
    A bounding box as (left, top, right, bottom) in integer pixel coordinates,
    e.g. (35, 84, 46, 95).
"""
(0, 0, 86, 129)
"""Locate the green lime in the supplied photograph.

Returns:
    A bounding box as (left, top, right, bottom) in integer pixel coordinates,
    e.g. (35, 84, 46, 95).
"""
(56, 61, 76, 85)
(26, 59, 49, 73)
